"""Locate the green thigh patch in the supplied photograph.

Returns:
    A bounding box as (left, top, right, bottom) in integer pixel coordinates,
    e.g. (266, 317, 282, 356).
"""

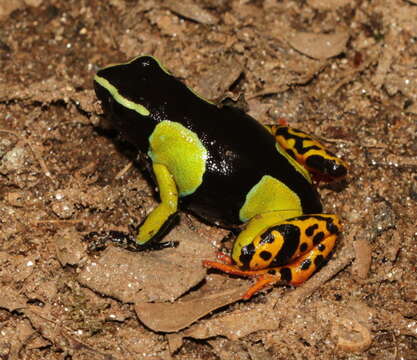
(239, 175, 303, 222)
(148, 120, 208, 196)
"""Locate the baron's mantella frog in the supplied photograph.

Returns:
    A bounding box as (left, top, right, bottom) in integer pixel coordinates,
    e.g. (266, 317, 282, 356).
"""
(94, 56, 348, 299)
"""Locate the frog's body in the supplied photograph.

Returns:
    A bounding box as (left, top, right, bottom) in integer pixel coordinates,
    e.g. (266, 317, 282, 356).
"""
(94, 56, 348, 299)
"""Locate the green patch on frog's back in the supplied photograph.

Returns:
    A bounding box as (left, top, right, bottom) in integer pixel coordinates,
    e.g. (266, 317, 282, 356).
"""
(239, 175, 303, 223)
(148, 120, 208, 196)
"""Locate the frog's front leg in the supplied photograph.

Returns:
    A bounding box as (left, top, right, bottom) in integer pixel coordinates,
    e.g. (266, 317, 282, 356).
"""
(136, 163, 178, 245)
(203, 212, 341, 299)
(268, 125, 348, 182)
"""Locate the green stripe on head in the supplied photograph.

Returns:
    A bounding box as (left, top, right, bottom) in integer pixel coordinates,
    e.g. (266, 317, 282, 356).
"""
(94, 74, 150, 116)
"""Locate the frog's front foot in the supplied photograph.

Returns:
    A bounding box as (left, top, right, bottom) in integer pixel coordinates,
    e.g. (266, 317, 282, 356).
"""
(203, 259, 282, 299)
(84, 230, 178, 252)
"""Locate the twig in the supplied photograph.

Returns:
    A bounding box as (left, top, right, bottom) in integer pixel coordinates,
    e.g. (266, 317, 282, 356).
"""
(115, 161, 133, 179)
(33, 219, 84, 225)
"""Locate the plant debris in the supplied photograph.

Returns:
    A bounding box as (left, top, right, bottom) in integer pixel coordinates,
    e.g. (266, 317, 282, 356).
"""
(0, 0, 416, 358)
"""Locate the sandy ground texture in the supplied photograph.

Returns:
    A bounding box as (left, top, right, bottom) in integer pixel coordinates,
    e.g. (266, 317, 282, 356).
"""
(0, 0, 416, 359)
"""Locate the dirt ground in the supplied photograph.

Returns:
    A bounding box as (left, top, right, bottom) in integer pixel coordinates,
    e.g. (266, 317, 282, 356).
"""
(0, 0, 416, 359)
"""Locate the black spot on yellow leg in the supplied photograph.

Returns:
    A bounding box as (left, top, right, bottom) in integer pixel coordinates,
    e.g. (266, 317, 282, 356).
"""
(204, 214, 341, 299)
(313, 231, 324, 245)
(279, 267, 292, 282)
(252, 232, 337, 287)
(287, 234, 337, 285)
(260, 250, 272, 261)
(300, 258, 312, 271)
(305, 224, 318, 236)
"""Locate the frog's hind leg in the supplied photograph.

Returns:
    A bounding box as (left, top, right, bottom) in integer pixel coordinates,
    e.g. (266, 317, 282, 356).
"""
(244, 232, 337, 299)
(266, 125, 348, 182)
(204, 213, 341, 299)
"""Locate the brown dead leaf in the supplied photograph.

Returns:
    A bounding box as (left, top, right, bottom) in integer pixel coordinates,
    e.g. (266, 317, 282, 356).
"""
(0, 0, 24, 21)
(135, 284, 248, 332)
(196, 57, 243, 100)
(0, 319, 37, 360)
(288, 31, 349, 60)
(24, 305, 116, 359)
(171, 242, 355, 345)
(55, 228, 86, 266)
(331, 316, 372, 352)
(183, 303, 278, 341)
(352, 239, 372, 280)
(165, 0, 219, 25)
(308, 0, 351, 10)
(78, 222, 216, 303)
(0, 286, 27, 311)
(0, 253, 38, 283)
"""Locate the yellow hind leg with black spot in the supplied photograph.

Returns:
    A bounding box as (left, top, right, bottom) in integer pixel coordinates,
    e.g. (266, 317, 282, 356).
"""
(204, 232, 337, 299)
(203, 214, 341, 299)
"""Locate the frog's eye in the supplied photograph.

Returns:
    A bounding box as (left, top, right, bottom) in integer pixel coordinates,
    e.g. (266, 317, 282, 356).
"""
(102, 95, 115, 112)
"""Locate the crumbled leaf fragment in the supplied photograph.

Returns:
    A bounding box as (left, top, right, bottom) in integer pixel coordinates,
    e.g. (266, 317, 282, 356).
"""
(288, 31, 349, 60)
(0, 286, 27, 311)
(135, 285, 248, 332)
(78, 224, 214, 303)
(165, 0, 219, 25)
(55, 229, 86, 266)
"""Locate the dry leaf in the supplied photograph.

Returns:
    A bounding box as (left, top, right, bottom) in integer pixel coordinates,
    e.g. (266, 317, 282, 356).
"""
(78, 223, 215, 303)
(165, 0, 219, 25)
(183, 304, 278, 340)
(308, 0, 351, 10)
(351, 239, 372, 280)
(0, 286, 27, 311)
(135, 285, 248, 332)
(55, 228, 86, 266)
(331, 317, 372, 352)
(196, 57, 243, 100)
(288, 31, 349, 60)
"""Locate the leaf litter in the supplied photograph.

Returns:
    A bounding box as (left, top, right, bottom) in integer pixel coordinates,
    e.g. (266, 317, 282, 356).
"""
(0, 0, 416, 358)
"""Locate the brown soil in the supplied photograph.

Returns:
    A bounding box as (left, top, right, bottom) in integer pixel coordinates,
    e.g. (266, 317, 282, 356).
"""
(0, 1, 416, 359)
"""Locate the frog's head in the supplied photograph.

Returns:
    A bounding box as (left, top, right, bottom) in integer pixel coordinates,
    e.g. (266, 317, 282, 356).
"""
(93, 56, 161, 118)
(93, 56, 169, 146)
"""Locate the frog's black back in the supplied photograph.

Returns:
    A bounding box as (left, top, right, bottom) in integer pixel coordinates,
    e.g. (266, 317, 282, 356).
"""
(95, 56, 322, 225)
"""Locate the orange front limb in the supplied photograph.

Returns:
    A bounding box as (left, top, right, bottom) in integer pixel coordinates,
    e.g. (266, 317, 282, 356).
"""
(242, 274, 282, 299)
(214, 251, 234, 265)
(203, 260, 271, 278)
(202, 260, 282, 299)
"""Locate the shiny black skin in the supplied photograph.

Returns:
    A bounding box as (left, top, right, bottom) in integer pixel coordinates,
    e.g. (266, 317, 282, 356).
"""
(94, 56, 322, 226)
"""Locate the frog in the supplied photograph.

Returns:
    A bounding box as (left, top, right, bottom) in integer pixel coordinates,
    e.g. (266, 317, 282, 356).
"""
(94, 55, 348, 299)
